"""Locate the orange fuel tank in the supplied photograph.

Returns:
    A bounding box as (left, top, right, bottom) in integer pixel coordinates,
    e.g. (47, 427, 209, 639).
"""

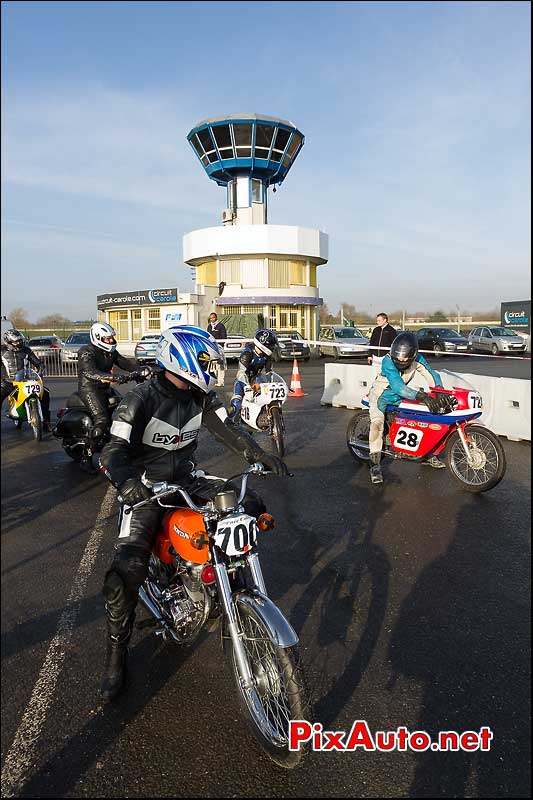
(161, 508, 210, 565)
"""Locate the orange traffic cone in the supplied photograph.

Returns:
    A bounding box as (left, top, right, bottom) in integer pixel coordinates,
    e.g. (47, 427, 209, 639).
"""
(289, 358, 307, 397)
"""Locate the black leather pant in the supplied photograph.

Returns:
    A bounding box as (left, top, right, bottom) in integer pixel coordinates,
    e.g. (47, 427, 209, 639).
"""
(78, 387, 111, 433)
(102, 476, 266, 636)
(1, 380, 51, 424)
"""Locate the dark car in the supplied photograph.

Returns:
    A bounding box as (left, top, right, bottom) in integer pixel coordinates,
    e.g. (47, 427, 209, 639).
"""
(274, 330, 311, 361)
(416, 327, 469, 357)
(27, 336, 64, 362)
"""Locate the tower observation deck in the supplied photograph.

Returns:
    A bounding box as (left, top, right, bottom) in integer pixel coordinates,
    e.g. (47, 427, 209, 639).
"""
(187, 114, 304, 225)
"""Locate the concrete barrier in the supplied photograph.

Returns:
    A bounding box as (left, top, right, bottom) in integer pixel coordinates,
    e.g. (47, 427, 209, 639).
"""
(321, 364, 531, 442)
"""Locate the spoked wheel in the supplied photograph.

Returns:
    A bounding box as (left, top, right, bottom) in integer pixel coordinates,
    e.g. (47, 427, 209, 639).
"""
(346, 410, 371, 463)
(27, 402, 42, 441)
(270, 405, 285, 458)
(229, 602, 311, 768)
(445, 425, 506, 492)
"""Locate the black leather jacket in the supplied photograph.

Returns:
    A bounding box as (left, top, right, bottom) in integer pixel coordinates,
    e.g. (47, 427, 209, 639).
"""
(1, 345, 42, 382)
(99, 372, 266, 487)
(77, 344, 138, 393)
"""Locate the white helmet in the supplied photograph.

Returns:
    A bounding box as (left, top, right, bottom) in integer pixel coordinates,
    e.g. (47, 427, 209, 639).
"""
(90, 322, 117, 352)
(156, 325, 226, 394)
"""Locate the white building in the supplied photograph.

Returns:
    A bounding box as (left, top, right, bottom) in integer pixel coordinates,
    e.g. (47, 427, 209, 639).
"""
(184, 114, 328, 339)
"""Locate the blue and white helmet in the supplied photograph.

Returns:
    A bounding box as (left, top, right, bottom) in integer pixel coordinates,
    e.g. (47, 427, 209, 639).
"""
(156, 325, 226, 393)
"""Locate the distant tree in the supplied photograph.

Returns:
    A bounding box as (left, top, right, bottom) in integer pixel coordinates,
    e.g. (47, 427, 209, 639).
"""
(36, 313, 73, 328)
(7, 307, 31, 328)
(428, 310, 447, 322)
(319, 304, 331, 324)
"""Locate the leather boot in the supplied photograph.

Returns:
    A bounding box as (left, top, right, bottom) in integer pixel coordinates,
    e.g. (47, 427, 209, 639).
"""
(369, 452, 384, 484)
(100, 614, 135, 703)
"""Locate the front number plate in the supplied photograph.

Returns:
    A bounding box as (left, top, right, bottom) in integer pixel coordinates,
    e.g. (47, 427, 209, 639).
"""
(214, 514, 258, 556)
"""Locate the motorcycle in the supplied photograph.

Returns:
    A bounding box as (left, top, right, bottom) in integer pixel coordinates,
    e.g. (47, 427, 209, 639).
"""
(52, 369, 149, 466)
(346, 373, 506, 492)
(121, 463, 311, 768)
(239, 371, 289, 457)
(5, 363, 46, 441)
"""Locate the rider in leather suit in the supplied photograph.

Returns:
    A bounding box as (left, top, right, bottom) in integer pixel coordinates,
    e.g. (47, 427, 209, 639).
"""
(98, 324, 289, 703)
(228, 329, 278, 423)
(1, 329, 51, 430)
(77, 322, 139, 441)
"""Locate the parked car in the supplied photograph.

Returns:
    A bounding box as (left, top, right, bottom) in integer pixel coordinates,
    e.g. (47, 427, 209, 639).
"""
(274, 330, 311, 362)
(223, 335, 245, 361)
(468, 326, 527, 355)
(416, 327, 469, 356)
(318, 326, 370, 359)
(60, 331, 91, 364)
(27, 336, 64, 363)
(134, 334, 160, 363)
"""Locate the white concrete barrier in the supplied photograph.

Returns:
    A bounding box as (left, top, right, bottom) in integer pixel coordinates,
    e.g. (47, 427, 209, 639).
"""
(321, 364, 531, 442)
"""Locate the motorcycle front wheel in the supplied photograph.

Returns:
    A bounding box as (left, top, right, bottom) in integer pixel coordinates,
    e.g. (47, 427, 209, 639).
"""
(445, 425, 506, 492)
(27, 402, 42, 441)
(270, 405, 285, 458)
(228, 602, 311, 768)
(346, 410, 371, 463)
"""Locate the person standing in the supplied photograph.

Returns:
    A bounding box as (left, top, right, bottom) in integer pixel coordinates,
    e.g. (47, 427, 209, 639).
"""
(367, 313, 397, 365)
(207, 313, 227, 386)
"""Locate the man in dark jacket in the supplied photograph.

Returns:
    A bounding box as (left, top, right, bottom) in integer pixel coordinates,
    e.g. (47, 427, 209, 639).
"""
(1, 328, 51, 430)
(98, 324, 288, 702)
(77, 322, 140, 445)
(206, 313, 227, 386)
(367, 313, 397, 365)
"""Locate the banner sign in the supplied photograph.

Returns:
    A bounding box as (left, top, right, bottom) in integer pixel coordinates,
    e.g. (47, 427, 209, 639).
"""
(97, 288, 179, 309)
(501, 300, 531, 332)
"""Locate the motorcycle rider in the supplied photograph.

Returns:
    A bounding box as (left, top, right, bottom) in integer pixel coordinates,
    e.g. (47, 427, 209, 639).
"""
(1, 329, 51, 431)
(77, 322, 141, 472)
(98, 324, 289, 703)
(368, 331, 455, 484)
(228, 328, 279, 423)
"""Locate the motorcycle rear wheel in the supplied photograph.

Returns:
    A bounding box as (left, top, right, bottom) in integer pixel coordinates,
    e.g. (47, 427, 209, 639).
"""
(346, 410, 371, 463)
(28, 402, 42, 441)
(270, 405, 285, 458)
(445, 425, 506, 492)
(228, 601, 311, 768)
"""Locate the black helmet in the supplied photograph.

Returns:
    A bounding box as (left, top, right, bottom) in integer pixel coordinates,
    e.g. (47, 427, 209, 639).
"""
(253, 328, 278, 357)
(4, 328, 25, 350)
(390, 332, 418, 372)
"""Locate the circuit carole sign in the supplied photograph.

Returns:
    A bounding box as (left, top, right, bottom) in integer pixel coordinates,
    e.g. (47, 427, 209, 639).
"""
(97, 288, 179, 309)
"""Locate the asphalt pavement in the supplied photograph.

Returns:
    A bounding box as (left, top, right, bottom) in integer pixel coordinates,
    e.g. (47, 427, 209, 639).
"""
(1, 358, 531, 798)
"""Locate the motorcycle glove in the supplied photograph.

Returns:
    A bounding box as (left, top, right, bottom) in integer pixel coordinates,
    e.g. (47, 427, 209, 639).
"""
(118, 478, 152, 507)
(245, 448, 290, 476)
(415, 391, 442, 414)
(114, 374, 132, 385)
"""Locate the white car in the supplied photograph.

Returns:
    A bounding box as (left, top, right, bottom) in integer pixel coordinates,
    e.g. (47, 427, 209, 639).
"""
(318, 326, 370, 359)
(468, 326, 527, 355)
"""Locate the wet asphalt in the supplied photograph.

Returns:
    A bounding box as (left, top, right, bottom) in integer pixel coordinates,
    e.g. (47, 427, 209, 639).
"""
(1, 356, 531, 798)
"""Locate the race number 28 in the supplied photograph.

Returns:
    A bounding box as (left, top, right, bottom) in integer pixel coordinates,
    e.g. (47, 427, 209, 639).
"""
(394, 427, 423, 451)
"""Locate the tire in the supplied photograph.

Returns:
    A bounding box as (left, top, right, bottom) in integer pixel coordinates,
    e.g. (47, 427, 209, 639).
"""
(27, 402, 42, 441)
(270, 405, 285, 458)
(346, 410, 371, 463)
(228, 601, 312, 768)
(491, 343, 499, 356)
(434, 344, 444, 357)
(15, 418, 23, 430)
(333, 346, 340, 361)
(317, 347, 324, 358)
(445, 425, 506, 492)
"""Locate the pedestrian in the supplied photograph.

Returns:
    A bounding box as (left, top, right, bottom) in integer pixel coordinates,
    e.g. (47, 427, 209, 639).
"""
(206, 312, 227, 386)
(367, 313, 397, 366)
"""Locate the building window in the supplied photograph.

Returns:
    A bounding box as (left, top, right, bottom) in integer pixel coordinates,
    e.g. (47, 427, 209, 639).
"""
(290, 261, 306, 285)
(147, 308, 161, 331)
(212, 124, 234, 160)
(268, 259, 290, 288)
(251, 179, 262, 203)
(232, 123, 252, 158)
(108, 310, 129, 341)
(132, 309, 142, 340)
(241, 305, 257, 314)
(269, 306, 277, 330)
(219, 259, 241, 284)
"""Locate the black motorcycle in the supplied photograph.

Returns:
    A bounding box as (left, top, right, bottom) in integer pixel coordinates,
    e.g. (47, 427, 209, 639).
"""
(52, 370, 149, 468)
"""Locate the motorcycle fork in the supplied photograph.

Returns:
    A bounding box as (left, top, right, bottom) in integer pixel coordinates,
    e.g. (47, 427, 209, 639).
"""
(211, 545, 254, 688)
(455, 422, 475, 465)
(246, 551, 267, 594)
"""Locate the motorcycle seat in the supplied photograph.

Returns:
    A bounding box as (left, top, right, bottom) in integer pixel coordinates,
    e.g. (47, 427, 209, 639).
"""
(66, 392, 87, 410)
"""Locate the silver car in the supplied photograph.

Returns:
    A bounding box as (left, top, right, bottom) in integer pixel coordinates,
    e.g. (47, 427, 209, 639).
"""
(223, 335, 245, 361)
(134, 334, 160, 363)
(60, 331, 91, 364)
(318, 326, 370, 359)
(468, 326, 527, 355)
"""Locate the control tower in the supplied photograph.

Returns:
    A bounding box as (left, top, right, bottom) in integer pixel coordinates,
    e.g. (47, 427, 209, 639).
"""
(183, 114, 328, 338)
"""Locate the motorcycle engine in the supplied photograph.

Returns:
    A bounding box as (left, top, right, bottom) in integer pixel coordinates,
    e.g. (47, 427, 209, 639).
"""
(256, 407, 270, 431)
(163, 565, 208, 637)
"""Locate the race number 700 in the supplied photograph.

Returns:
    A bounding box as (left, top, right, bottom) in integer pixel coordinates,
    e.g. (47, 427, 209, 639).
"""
(214, 514, 258, 556)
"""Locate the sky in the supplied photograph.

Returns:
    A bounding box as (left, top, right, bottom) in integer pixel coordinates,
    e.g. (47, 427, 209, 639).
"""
(1, 0, 531, 320)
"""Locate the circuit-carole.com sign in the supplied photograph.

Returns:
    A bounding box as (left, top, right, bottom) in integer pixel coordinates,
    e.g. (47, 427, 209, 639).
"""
(97, 288, 179, 309)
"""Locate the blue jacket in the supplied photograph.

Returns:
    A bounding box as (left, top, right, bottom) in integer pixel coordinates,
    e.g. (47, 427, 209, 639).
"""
(376, 354, 443, 413)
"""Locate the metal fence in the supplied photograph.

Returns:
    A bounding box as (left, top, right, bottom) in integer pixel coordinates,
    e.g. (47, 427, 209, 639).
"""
(39, 351, 80, 378)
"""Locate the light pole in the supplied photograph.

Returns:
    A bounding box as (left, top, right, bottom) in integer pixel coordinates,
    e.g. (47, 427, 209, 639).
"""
(456, 304, 460, 333)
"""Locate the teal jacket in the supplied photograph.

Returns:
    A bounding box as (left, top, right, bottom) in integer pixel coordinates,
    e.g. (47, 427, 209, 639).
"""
(376, 354, 443, 413)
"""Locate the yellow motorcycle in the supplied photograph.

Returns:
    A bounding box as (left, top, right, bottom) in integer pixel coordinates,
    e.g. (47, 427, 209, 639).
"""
(6, 366, 45, 441)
